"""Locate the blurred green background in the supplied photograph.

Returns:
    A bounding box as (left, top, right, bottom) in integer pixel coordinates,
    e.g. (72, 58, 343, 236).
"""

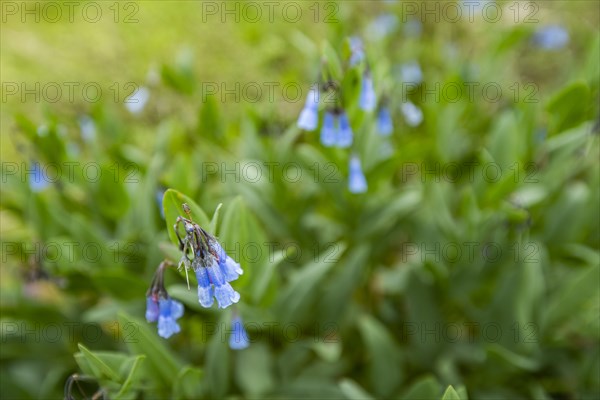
(1, 1, 599, 399)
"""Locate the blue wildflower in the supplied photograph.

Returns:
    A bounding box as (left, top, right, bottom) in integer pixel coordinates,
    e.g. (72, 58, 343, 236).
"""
(125, 86, 150, 114)
(196, 266, 214, 308)
(229, 315, 250, 350)
(367, 14, 399, 40)
(321, 111, 337, 147)
(195, 258, 240, 309)
(337, 112, 353, 148)
(29, 162, 50, 192)
(399, 62, 423, 85)
(349, 155, 368, 194)
(174, 205, 242, 309)
(157, 298, 184, 339)
(297, 87, 320, 131)
(533, 25, 569, 50)
(211, 240, 243, 282)
(145, 296, 160, 322)
(359, 72, 376, 112)
(146, 261, 185, 339)
(78, 116, 96, 142)
(349, 37, 365, 66)
(401, 101, 423, 127)
(377, 107, 393, 136)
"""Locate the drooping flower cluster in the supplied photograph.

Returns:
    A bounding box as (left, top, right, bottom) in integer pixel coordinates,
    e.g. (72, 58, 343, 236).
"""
(321, 109, 353, 148)
(175, 204, 242, 309)
(146, 261, 184, 339)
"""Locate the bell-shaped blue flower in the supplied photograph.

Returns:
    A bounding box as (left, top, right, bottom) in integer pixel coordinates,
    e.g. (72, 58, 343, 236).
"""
(196, 260, 240, 309)
(359, 73, 376, 112)
(145, 296, 160, 323)
(337, 112, 353, 148)
(297, 88, 320, 131)
(196, 266, 214, 308)
(401, 101, 423, 127)
(125, 86, 150, 114)
(349, 155, 368, 194)
(349, 37, 365, 66)
(211, 241, 243, 282)
(29, 162, 50, 192)
(321, 111, 337, 147)
(533, 25, 569, 50)
(157, 298, 184, 339)
(78, 115, 96, 142)
(229, 315, 250, 350)
(377, 107, 393, 136)
(400, 62, 423, 85)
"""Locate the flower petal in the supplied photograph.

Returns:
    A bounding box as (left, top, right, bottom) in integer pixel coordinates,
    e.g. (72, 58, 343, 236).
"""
(145, 297, 159, 322)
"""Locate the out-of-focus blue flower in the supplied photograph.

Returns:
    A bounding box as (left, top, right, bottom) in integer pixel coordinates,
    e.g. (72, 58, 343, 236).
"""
(146, 296, 184, 339)
(157, 298, 184, 339)
(229, 315, 250, 350)
(78, 116, 96, 142)
(533, 25, 569, 50)
(399, 62, 423, 85)
(125, 86, 150, 114)
(349, 37, 365, 66)
(377, 107, 393, 136)
(404, 18, 422, 37)
(297, 87, 320, 131)
(321, 111, 337, 147)
(367, 14, 399, 40)
(29, 162, 50, 192)
(196, 260, 241, 309)
(337, 112, 353, 148)
(211, 240, 243, 282)
(359, 73, 376, 112)
(349, 155, 367, 194)
(401, 101, 423, 127)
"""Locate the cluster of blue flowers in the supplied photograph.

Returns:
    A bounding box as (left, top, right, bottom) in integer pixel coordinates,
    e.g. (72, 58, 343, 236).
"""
(145, 261, 184, 339)
(297, 37, 406, 194)
(145, 204, 249, 349)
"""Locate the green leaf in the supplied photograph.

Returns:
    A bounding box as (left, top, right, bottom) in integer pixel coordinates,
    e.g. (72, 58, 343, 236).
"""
(357, 315, 402, 396)
(322, 40, 343, 80)
(118, 313, 183, 386)
(338, 378, 374, 400)
(276, 243, 346, 324)
(545, 81, 591, 132)
(163, 188, 211, 247)
(441, 385, 461, 400)
(234, 342, 275, 397)
(173, 366, 204, 400)
(76, 344, 121, 382)
(205, 313, 230, 399)
(114, 355, 146, 400)
(402, 375, 441, 400)
(209, 202, 223, 235)
(218, 196, 270, 295)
